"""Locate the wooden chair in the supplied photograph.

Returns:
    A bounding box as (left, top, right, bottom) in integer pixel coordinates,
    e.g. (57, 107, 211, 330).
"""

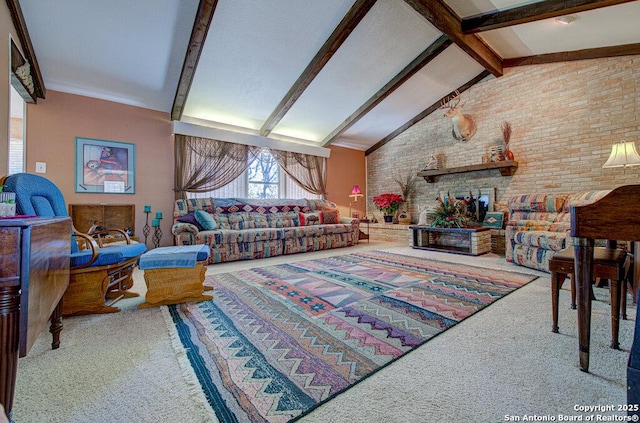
(2, 173, 147, 316)
(549, 246, 628, 349)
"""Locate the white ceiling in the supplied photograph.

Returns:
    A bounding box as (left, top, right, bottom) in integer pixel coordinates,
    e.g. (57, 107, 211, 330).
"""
(17, 0, 640, 152)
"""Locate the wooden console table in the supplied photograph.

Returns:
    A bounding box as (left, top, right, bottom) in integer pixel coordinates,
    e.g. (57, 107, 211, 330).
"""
(410, 225, 491, 256)
(0, 217, 71, 420)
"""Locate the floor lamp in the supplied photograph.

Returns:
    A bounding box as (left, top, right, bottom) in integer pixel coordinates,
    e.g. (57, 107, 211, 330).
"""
(348, 185, 363, 218)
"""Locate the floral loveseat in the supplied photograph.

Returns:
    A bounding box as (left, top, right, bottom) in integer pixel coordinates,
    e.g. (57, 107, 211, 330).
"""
(505, 190, 610, 272)
(172, 197, 360, 264)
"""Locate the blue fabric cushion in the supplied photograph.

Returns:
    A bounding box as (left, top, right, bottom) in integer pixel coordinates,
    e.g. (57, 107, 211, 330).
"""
(176, 211, 204, 231)
(71, 243, 147, 268)
(138, 245, 210, 269)
(195, 210, 217, 230)
(3, 173, 69, 216)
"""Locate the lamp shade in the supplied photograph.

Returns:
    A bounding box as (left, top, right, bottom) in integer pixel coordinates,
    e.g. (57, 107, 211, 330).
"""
(603, 141, 640, 168)
(350, 185, 362, 196)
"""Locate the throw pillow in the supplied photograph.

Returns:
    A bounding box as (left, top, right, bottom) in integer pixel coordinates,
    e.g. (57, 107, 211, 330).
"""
(195, 210, 218, 230)
(176, 211, 204, 231)
(482, 211, 506, 228)
(298, 211, 323, 226)
(321, 208, 340, 224)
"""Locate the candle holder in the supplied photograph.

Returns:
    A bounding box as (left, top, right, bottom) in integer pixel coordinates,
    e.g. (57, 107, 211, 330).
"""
(143, 210, 151, 246)
(152, 215, 163, 248)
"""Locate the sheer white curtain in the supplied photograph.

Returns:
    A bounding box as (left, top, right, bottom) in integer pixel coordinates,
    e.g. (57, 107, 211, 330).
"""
(187, 157, 321, 200)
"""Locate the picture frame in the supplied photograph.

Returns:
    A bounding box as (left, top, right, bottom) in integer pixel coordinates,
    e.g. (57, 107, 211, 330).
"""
(75, 137, 135, 194)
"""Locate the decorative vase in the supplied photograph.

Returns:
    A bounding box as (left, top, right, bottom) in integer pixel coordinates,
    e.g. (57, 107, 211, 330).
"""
(504, 148, 514, 161)
(397, 211, 411, 225)
(383, 215, 393, 223)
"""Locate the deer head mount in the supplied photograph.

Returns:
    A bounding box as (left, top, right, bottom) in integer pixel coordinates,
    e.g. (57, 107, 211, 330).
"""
(439, 90, 477, 142)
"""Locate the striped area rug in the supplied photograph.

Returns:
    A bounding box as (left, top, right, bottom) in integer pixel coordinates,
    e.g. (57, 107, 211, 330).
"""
(168, 250, 537, 422)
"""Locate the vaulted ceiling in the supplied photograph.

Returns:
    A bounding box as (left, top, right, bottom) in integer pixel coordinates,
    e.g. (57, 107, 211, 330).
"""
(15, 0, 640, 154)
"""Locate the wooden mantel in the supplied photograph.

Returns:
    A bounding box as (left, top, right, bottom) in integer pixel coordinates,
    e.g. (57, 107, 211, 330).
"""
(417, 160, 518, 183)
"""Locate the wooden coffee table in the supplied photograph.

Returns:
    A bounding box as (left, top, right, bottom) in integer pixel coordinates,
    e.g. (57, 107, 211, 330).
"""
(409, 225, 491, 256)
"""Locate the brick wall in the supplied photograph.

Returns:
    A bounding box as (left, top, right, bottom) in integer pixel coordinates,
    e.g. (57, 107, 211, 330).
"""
(367, 55, 640, 221)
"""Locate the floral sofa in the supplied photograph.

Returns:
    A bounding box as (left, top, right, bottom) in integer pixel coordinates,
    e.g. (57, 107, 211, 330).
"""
(172, 197, 360, 264)
(505, 190, 610, 272)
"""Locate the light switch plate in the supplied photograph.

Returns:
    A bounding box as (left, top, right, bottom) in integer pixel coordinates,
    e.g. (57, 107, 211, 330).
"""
(35, 162, 46, 173)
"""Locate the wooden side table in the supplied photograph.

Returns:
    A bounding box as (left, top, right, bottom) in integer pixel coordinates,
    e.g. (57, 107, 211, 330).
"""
(358, 219, 370, 243)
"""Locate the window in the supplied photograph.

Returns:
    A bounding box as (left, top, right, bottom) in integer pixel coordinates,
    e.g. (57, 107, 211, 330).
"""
(8, 85, 25, 174)
(189, 149, 321, 200)
(248, 150, 279, 199)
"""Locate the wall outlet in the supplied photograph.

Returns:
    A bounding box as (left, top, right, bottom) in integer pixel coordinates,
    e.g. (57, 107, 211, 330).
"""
(35, 162, 46, 173)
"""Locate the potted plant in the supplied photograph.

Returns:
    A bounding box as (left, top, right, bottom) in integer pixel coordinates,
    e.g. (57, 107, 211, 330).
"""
(372, 193, 403, 223)
(430, 195, 468, 228)
(0, 185, 16, 217)
(394, 173, 417, 224)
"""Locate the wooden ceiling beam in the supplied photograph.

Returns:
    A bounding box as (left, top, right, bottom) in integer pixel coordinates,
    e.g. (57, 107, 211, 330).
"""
(171, 0, 218, 121)
(365, 70, 490, 156)
(462, 0, 637, 34)
(6, 0, 46, 100)
(321, 35, 452, 147)
(260, 0, 377, 137)
(504, 42, 640, 67)
(404, 0, 503, 77)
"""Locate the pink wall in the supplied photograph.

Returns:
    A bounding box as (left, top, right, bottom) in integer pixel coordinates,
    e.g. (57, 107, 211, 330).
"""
(26, 91, 175, 246)
(326, 145, 366, 218)
(25, 90, 367, 246)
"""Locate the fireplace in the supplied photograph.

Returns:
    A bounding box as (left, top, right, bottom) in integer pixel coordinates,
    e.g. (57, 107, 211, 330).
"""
(439, 188, 495, 223)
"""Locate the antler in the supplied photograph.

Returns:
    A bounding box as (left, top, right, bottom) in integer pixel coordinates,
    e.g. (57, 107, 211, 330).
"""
(439, 89, 461, 109)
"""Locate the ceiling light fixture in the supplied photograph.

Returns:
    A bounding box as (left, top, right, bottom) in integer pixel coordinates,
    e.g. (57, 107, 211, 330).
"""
(556, 15, 578, 25)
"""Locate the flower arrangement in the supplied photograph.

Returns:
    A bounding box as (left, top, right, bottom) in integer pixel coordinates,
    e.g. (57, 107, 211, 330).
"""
(430, 195, 468, 228)
(372, 193, 403, 216)
(394, 173, 417, 209)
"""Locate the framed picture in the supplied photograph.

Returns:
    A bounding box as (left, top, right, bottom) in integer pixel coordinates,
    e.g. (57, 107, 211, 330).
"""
(351, 211, 359, 219)
(75, 137, 135, 194)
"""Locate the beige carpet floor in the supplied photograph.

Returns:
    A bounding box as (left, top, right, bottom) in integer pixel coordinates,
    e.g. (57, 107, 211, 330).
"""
(12, 241, 636, 422)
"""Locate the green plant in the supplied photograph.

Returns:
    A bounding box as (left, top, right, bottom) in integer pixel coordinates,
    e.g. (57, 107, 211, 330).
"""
(430, 195, 468, 228)
(394, 173, 417, 209)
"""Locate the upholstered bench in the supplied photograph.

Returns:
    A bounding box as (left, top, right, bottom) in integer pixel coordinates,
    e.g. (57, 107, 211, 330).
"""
(138, 245, 213, 309)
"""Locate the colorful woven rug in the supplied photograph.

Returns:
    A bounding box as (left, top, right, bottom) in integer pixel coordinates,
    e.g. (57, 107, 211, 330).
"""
(167, 250, 537, 422)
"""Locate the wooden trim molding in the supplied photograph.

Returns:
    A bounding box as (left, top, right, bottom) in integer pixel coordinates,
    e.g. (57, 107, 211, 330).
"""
(417, 160, 518, 183)
(404, 0, 503, 77)
(5, 0, 45, 99)
(365, 70, 490, 156)
(504, 43, 640, 67)
(259, 0, 376, 137)
(462, 0, 637, 34)
(171, 0, 218, 121)
(321, 35, 452, 147)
